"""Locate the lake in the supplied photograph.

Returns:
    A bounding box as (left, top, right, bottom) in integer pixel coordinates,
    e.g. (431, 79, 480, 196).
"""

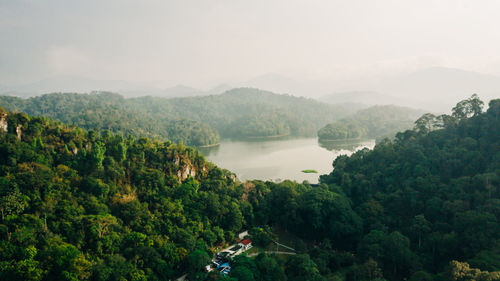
(199, 137, 375, 183)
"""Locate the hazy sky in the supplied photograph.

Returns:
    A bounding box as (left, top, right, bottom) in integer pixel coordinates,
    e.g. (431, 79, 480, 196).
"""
(2, 0, 500, 88)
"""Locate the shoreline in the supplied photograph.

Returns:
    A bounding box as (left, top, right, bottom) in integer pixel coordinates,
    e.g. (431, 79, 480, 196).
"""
(318, 137, 363, 142)
(198, 142, 220, 148)
(244, 133, 291, 139)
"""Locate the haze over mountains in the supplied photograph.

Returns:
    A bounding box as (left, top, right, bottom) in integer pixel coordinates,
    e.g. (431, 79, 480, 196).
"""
(2, 67, 499, 112)
(0, 76, 232, 99)
(243, 67, 500, 112)
(0, 88, 365, 146)
(3, 1, 500, 279)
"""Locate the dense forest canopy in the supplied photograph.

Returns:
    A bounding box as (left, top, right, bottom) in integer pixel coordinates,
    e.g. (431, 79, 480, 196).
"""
(0, 107, 244, 280)
(0, 92, 219, 147)
(317, 105, 424, 141)
(136, 88, 363, 138)
(0, 88, 362, 146)
(318, 95, 500, 280)
(0, 94, 499, 281)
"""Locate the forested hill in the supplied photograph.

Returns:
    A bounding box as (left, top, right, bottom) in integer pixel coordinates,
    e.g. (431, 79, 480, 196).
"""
(319, 95, 500, 279)
(0, 88, 362, 145)
(0, 107, 360, 281)
(1, 97, 500, 280)
(318, 104, 424, 141)
(0, 92, 220, 147)
(130, 88, 362, 138)
(0, 107, 243, 280)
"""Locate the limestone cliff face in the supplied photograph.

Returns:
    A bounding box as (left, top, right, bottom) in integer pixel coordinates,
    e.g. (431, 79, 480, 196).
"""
(177, 164, 196, 183)
(0, 113, 7, 132)
(174, 155, 196, 183)
(16, 125, 22, 140)
(173, 155, 212, 184)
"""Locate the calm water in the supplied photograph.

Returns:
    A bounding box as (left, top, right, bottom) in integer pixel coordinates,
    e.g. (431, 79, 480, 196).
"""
(199, 138, 375, 184)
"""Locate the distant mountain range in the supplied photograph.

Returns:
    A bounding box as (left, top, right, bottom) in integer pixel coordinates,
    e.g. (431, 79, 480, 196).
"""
(0, 76, 232, 99)
(2, 67, 500, 112)
(320, 91, 405, 107)
(241, 68, 500, 112)
(125, 84, 233, 98)
(369, 67, 500, 112)
(237, 73, 332, 97)
(0, 75, 154, 97)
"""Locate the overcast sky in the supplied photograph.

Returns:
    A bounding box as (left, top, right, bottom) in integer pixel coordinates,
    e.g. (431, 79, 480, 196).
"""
(2, 0, 500, 88)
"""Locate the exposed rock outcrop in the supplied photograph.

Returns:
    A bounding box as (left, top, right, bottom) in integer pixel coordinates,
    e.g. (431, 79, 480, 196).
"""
(16, 125, 22, 140)
(177, 163, 196, 183)
(0, 113, 7, 132)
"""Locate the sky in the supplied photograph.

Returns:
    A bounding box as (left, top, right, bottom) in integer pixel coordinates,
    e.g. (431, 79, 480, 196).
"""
(2, 0, 500, 88)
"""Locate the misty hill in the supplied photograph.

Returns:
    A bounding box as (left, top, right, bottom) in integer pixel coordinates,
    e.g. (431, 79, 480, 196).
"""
(320, 91, 404, 106)
(152, 85, 201, 98)
(0, 92, 220, 146)
(0, 75, 155, 97)
(239, 73, 345, 98)
(318, 105, 424, 141)
(130, 88, 364, 138)
(369, 67, 500, 111)
(238, 67, 500, 112)
(240, 73, 319, 96)
(0, 88, 362, 144)
(148, 84, 232, 99)
(0, 76, 234, 99)
(5, 67, 500, 111)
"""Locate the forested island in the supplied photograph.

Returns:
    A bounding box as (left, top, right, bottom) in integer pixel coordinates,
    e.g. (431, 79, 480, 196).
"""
(317, 105, 423, 141)
(0, 95, 499, 280)
(0, 88, 362, 146)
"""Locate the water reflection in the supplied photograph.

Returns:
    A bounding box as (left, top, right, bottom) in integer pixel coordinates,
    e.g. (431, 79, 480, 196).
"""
(199, 137, 375, 183)
(318, 138, 375, 152)
(199, 144, 220, 156)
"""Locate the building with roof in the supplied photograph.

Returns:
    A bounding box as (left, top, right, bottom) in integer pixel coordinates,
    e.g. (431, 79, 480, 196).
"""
(239, 239, 252, 250)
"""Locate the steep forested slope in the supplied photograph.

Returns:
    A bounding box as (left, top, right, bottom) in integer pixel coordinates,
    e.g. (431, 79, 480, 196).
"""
(317, 96, 500, 279)
(318, 105, 423, 141)
(0, 107, 242, 280)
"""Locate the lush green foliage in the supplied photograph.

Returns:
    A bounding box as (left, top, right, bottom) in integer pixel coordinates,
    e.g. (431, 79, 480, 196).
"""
(0, 107, 364, 281)
(0, 88, 360, 146)
(301, 170, 318, 174)
(318, 105, 423, 140)
(127, 88, 360, 138)
(317, 96, 500, 280)
(0, 92, 219, 147)
(1, 95, 499, 281)
(0, 110, 244, 280)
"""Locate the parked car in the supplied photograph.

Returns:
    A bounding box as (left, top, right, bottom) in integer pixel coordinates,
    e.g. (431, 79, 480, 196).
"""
(218, 262, 231, 275)
(216, 251, 230, 262)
